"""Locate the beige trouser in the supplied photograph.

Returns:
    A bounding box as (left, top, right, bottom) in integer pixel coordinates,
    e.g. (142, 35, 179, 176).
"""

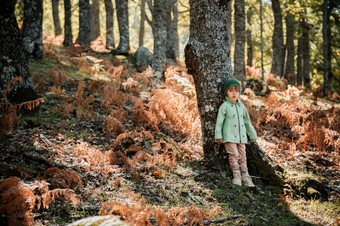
(224, 142, 247, 172)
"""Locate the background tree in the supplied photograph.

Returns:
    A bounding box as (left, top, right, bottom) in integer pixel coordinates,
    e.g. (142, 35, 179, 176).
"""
(115, 0, 130, 53)
(284, 5, 295, 85)
(0, 0, 37, 103)
(246, 4, 254, 67)
(77, 0, 91, 45)
(151, 0, 167, 81)
(139, 0, 146, 47)
(90, 0, 100, 42)
(166, 1, 176, 61)
(172, 0, 179, 59)
(105, 0, 115, 49)
(185, 0, 233, 165)
(63, 0, 73, 46)
(52, 0, 62, 36)
(270, 0, 284, 77)
(323, 0, 333, 96)
(234, 0, 246, 81)
(22, 0, 43, 59)
(301, 16, 311, 89)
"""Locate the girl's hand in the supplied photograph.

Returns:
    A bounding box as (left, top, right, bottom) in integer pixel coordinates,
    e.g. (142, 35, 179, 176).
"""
(216, 139, 222, 144)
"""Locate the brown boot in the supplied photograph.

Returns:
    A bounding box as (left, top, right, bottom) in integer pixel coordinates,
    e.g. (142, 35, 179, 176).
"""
(241, 171, 255, 187)
(232, 170, 242, 186)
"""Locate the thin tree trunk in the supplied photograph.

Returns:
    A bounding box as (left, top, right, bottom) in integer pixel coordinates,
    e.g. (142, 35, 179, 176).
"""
(246, 6, 253, 67)
(115, 0, 130, 53)
(297, 28, 303, 86)
(323, 0, 332, 96)
(139, 0, 146, 47)
(105, 0, 115, 49)
(234, 0, 246, 81)
(260, 0, 264, 79)
(301, 18, 310, 89)
(172, 0, 179, 59)
(284, 11, 295, 85)
(23, 0, 43, 59)
(166, 1, 176, 61)
(90, 0, 100, 42)
(52, 0, 62, 36)
(0, 0, 37, 103)
(63, 0, 73, 46)
(185, 0, 233, 166)
(77, 0, 91, 45)
(151, 0, 167, 81)
(270, 0, 284, 77)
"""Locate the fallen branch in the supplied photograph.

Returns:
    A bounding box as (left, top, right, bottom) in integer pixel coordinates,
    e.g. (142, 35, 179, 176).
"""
(204, 214, 243, 225)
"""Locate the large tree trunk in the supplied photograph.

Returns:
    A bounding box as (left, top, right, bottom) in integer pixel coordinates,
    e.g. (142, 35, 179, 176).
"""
(63, 0, 73, 46)
(90, 0, 100, 42)
(52, 0, 62, 36)
(323, 0, 332, 96)
(284, 11, 295, 85)
(22, 0, 43, 60)
(301, 18, 310, 89)
(115, 0, 130, 53)
(0, 0, 37, 103)
(166, 1, 176, 61)
(151, 0, 167, 81)
(234, 0, 246, 81)
(139, 0, 146, 47)
(185, 0, 233, 166)
(270, 0, 284, 77)
(246, 5, 254, 67)
(105, 0, 115, 49)
(77, 0, 91, 45)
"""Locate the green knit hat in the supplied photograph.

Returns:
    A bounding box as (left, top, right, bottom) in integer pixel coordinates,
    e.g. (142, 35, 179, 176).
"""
(223, 78, 241, 95)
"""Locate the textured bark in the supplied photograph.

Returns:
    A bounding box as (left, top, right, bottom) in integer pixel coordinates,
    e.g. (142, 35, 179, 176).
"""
(115, 0, 130, 52)
(105, 0, 115, 49)
(52, 0, 62, 36)
(90, 0, 100, 42)
(139, 0, 146, 47)
(0, 1, 37, 103)
(234, 0, 246, 81)
(323, 0, 332, 96)
(23, 0, 43, 60)
(270, 0, 284, 77)
(63, 0, 73, 46)
(151, 0, 167, 80)
(172, 0, 179, 59)
(185, 0, 233, 166)
(301, 18, 310, 89)
(284, 11, 295, 85)
(246, 6, 253, 67)
(77, 0, 91, 45)
(166, 1, 176, 61)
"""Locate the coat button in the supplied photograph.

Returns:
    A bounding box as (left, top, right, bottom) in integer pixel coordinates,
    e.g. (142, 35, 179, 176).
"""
(234, 125, 237, 127)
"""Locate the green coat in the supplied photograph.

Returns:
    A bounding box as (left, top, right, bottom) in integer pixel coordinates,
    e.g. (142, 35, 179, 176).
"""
(215, 97, 257, 144)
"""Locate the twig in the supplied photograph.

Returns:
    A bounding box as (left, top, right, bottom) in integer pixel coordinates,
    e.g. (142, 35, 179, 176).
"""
(204, 214, 243, 225)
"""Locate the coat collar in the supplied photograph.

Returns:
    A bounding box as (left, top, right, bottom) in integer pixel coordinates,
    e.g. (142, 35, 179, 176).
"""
(225, 97, 240, 104)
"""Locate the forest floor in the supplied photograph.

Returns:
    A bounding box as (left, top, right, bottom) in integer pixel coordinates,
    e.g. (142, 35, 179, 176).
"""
(0, 37, 339, 225)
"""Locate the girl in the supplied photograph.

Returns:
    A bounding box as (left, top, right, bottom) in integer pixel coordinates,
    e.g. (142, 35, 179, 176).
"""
(215, 78, 257, 187)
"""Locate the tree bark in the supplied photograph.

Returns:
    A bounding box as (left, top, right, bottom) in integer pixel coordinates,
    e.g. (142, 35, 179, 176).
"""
(151, 0, 167, 81)
(63, 0, 73, 46)
(77, 0, 91, 45)
(23, 0, 43, 60)
(246, 5, 254, 67)
(172, 0, 179, 59)
(185, 0, 233, 166)
(105, 0, 115, 49)
(139, 0, 146, 47)
(284, 11, 295, 85)
(301, 18, 310, 89)
(166, 1, 176, 61)
(115, 0, 130, 53)
(0, 0, 37, 103)
(270, 0, 284, 77)
(234, 0, 246, 81)
(52, 0, 62, 36)
(323, 0, 332, 96)
(296, 30, 303, 87)
(90, 0, 100, 42)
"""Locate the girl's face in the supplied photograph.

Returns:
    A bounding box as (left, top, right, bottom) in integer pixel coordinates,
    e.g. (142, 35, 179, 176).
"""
(226, 86, 240, 103)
